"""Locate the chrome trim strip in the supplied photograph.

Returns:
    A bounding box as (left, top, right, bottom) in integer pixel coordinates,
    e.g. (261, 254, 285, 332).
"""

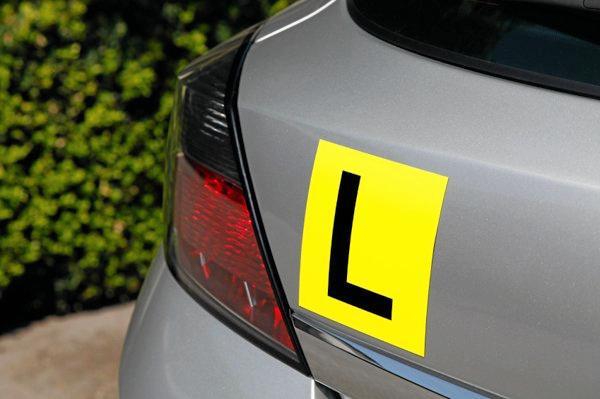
(293, 313, 504, 399)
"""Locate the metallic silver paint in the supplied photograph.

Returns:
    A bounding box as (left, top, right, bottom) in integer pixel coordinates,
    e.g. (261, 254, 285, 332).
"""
(256, 0, 336, 43)
(297, 328, 443, 399)
(294, 313, 495, 399)
(238, 0, 600, 398)
(119, 248, 312, 399)
(255, 0, 336, 42)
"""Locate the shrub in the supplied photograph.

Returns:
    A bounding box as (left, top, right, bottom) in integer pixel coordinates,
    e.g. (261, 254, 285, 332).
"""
(0, 0, 289, 326)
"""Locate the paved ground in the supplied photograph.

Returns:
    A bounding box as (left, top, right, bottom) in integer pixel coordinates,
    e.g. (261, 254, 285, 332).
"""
(0, 303, 134, 399)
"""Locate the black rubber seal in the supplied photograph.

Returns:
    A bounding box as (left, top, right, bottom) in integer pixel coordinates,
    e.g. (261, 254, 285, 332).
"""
(225, 26, 312, 375)
(347, 0, 600, 101)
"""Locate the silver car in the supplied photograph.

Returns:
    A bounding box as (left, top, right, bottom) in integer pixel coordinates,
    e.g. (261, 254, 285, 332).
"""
(119, 0, 600, 398)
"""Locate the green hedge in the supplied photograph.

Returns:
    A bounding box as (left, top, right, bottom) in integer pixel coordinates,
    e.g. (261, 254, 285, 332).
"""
(0, 0, 289, 325)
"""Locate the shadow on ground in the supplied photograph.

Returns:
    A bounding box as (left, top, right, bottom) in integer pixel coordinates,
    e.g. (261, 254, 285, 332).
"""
(0, 303, 134, 399)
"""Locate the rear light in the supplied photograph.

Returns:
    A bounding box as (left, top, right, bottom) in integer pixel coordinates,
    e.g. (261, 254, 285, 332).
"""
(172, 157, 293, 350)
(164, 27, 308, 371)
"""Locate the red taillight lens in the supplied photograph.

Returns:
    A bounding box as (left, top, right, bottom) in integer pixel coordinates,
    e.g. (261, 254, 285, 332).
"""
(172, 154, 294, 350)
(164, 27, 307, 372)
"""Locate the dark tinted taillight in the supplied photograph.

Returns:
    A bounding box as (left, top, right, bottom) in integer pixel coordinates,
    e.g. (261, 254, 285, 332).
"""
(164, 27, 307, 371)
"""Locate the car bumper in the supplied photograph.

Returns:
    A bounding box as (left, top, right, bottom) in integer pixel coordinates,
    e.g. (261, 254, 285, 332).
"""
(119, 246, 313, 399)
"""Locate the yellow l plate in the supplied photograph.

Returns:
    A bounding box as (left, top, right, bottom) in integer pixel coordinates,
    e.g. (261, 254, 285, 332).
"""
(299, 140, 448, 356)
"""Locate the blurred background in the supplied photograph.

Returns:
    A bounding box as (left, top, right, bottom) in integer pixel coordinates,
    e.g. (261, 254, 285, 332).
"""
(0, 0, 290, 397)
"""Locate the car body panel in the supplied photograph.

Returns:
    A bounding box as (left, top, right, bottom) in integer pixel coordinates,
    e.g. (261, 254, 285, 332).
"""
(238, 0, 600, 398)
(119, 247, 312, 399)
(297, 326, 443, 399)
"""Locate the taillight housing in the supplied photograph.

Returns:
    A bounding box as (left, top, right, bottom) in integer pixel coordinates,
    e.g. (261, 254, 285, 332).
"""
(164, 27, 308, 372)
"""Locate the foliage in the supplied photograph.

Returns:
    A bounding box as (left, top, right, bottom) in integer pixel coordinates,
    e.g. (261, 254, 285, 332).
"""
(0, 0, 290, 324)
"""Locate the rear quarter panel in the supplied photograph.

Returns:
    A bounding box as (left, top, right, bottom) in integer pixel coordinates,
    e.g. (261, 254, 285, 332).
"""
(238, 1, 600, 397)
